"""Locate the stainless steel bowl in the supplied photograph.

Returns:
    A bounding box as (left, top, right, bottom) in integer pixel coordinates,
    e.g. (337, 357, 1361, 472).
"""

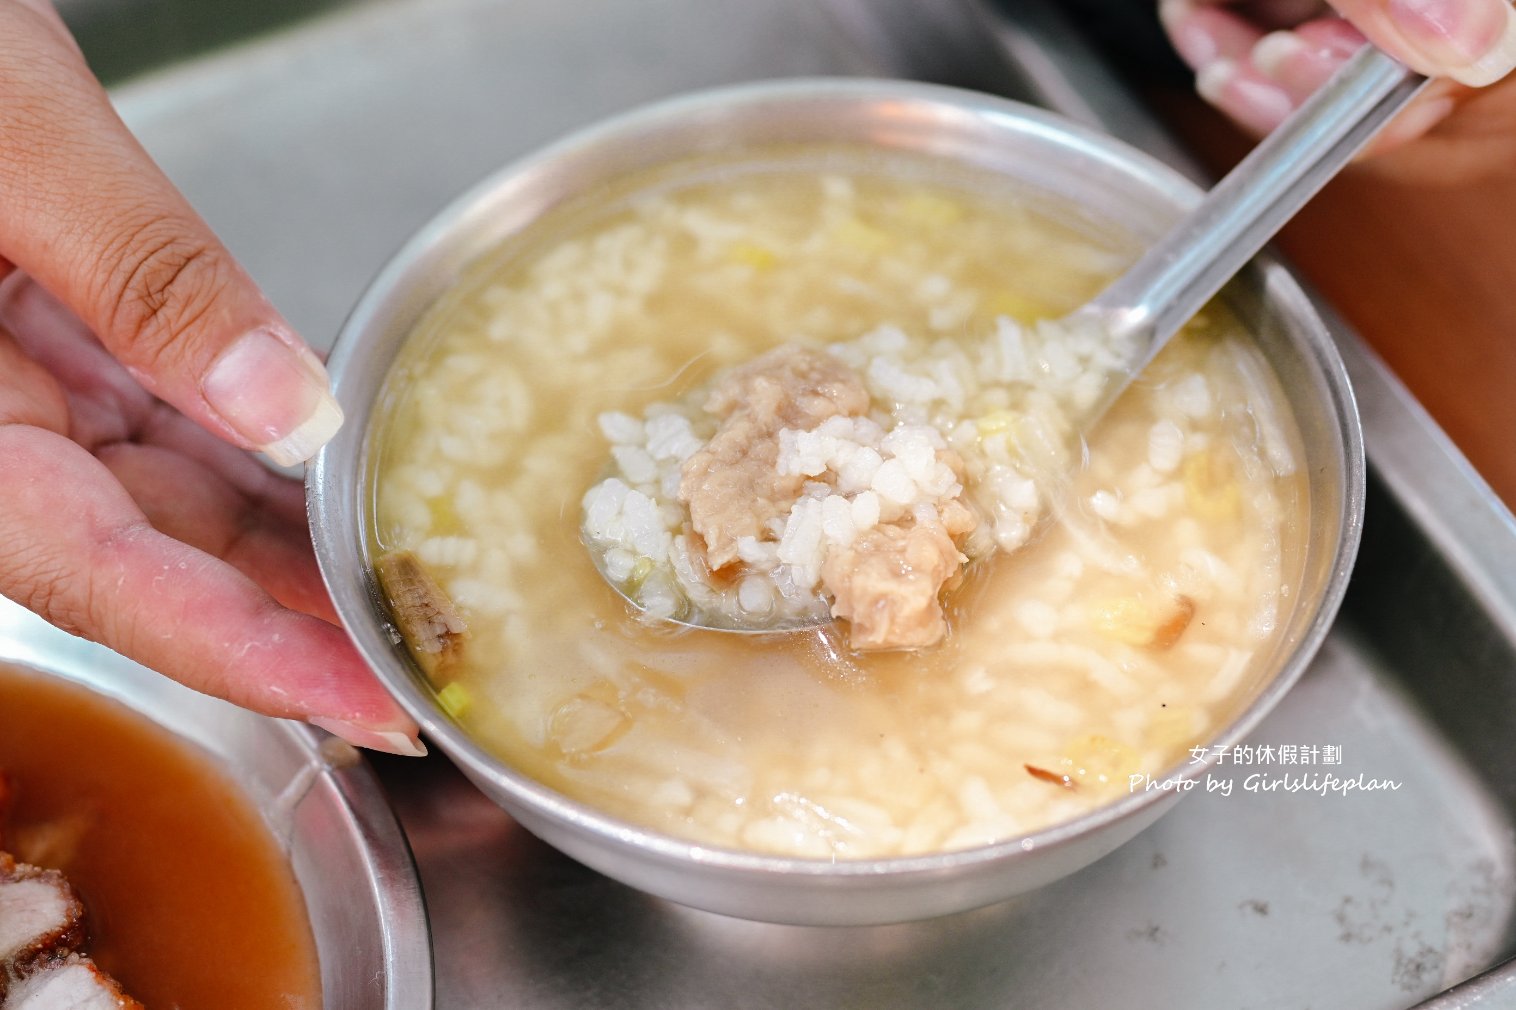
(309, 78, 1365, 926)
(0, 600, 434, 1006)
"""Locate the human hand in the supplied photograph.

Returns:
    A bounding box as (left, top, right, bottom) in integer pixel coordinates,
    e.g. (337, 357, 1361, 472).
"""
(0, 0, 421, 755)
(1160, 0, 1516, 171)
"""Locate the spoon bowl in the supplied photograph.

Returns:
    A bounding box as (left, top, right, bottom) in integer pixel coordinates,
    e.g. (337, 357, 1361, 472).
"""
(584, 529, 834, 635)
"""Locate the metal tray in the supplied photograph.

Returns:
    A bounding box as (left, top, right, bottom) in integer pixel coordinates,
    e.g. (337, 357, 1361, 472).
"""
(27, 0, 1513, 1005)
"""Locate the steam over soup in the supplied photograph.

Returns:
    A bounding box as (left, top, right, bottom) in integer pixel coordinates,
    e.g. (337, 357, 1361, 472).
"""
(371, 157, 1306, 859)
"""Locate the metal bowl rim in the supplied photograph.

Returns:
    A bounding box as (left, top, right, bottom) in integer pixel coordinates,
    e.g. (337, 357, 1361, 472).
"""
(309, 76, 1365, 881)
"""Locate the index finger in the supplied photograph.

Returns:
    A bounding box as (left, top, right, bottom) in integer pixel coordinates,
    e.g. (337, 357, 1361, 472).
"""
(0, 329, 421, 755)
(0, 1, 342, 465)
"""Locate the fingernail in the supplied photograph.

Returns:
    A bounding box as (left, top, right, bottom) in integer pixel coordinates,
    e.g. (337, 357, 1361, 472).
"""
(202, 328, 345, 466)
(1195, 57, 1239, 104)
(310, 717, 428, 757)
(1252, 31, 1307, 81)
(1450, 1, 1516, 84)
(1389, 0, 1516, 86)
(1197, 59, 1295, 134)
(1161, 0, 1220, 68)
(1254, 27, 1359, 101)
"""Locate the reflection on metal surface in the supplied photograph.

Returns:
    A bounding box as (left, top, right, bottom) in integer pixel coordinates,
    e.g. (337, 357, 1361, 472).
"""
(379, 654, 1515, 1007)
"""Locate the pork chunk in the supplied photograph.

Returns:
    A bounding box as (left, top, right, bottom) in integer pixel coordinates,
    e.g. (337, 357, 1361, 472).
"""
(0, 854, 85, 978)
(679, 346, 870, 569)
(822, 502, 973, 651)
(3, 957, 144, 1010)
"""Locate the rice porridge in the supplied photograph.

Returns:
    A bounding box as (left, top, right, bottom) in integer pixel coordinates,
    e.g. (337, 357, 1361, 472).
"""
(371, 156, 1306, 859)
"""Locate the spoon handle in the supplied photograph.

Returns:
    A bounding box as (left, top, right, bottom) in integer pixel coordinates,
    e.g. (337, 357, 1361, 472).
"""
(1076, 44, 1427, 374)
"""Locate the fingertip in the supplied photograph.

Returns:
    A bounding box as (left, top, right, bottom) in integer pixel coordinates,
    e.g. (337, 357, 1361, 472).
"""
(1163, 1, 1265, 69)
(1447, 0, 1516, 85)
(1252, 30, 1310, 81)
(261, 392, 344, 468)
(1371, 0, 1516, 84)
(1197, 59, 1296, 135)
(200, 328, 345, 465)
(1158, 0, 1195, 40)
(1251, 24, 1360, 102)
(1195, 56, 1238, 104)
(309, 718, 428, 757)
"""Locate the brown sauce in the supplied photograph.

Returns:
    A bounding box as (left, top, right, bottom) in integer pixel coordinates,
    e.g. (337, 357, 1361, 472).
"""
(0, 663, 321, 1008)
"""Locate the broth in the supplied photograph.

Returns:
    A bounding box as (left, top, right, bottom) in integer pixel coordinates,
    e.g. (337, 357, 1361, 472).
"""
(0, 664, 320, 1007)
(372, 158, 1307, 858)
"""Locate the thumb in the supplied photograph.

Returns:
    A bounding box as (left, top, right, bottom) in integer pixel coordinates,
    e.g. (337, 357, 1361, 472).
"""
(0, 1, 342, 465)
(1330, 0, 1516, 86)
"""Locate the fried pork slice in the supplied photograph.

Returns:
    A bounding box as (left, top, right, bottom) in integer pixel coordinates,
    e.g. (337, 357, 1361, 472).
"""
(3, 956, 144, 1010)
(0, 854, 85, 976)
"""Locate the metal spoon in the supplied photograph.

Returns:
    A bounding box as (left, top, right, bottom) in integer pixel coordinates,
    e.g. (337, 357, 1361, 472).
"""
(589, 45, 1427, 634)
(1071, 45, 1425, 419)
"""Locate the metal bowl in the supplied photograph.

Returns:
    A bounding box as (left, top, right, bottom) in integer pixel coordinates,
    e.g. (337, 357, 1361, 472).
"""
(0, 600, 434, 1006)
(309, 78, 1364, 925)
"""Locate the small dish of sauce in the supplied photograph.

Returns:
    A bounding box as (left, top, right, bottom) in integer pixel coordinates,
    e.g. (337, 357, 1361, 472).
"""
(0, 663, 320, 1008)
